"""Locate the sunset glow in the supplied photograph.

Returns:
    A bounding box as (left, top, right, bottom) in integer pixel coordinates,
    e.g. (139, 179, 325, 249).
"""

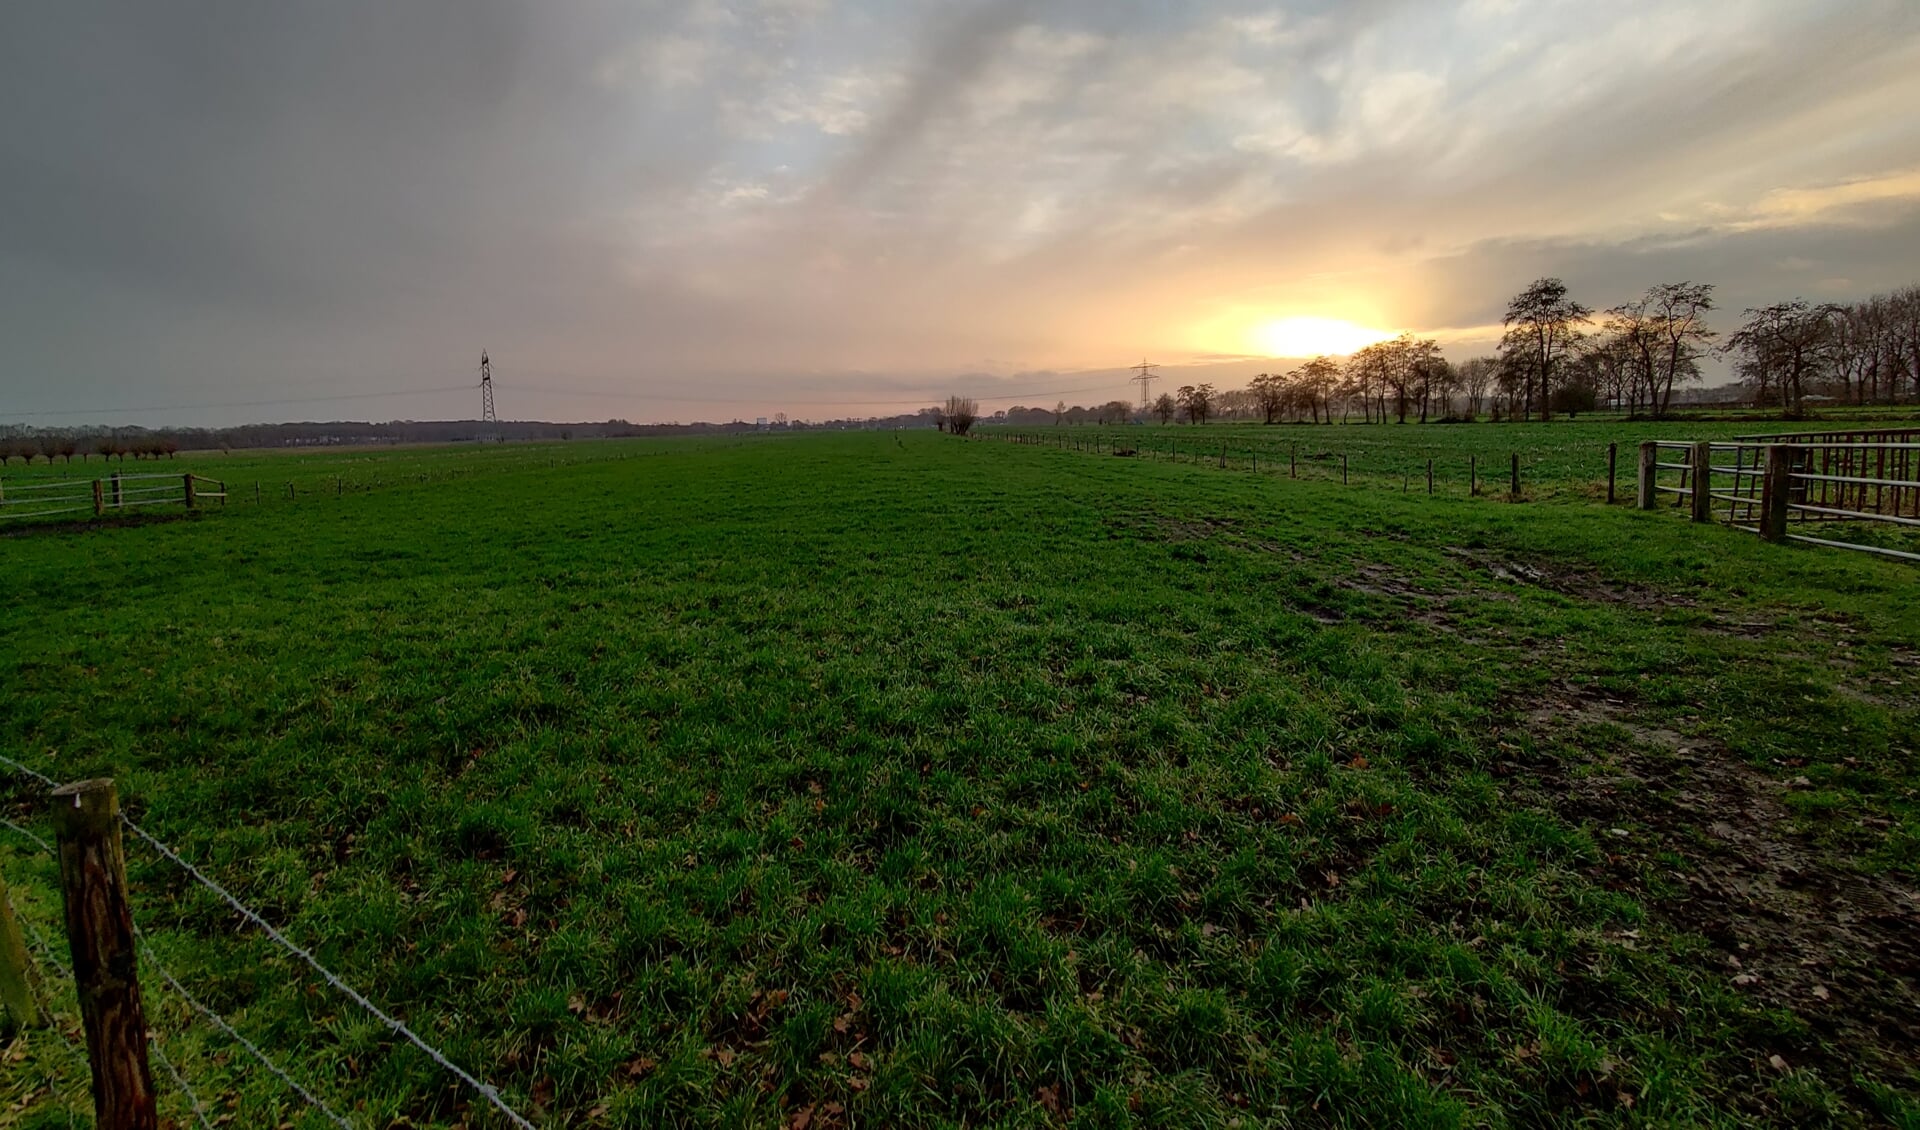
(1247, 316, 1396, 359)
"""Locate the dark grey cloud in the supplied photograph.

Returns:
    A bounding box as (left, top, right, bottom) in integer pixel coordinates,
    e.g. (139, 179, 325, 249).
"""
(3, 0, 1919, 425)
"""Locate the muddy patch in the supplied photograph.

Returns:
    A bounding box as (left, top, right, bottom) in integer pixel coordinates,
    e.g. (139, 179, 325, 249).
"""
(1516, 691, 1920, 1096)
(1445, 546, 1693, 612)
(1105, 513, 1240, 543)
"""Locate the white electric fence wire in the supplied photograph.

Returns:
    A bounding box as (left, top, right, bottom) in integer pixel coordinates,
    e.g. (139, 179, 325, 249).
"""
(4, 753, 534, 1128)
(119, 819, 537, 1129)
(139, 941, 356, 1130)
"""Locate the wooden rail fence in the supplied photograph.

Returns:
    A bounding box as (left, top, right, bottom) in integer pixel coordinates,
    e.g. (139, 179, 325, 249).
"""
(1639, 435, 1920, 563)
(0, 473, 225, 525)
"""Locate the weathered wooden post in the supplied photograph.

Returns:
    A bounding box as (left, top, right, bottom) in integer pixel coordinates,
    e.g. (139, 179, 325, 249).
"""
(287, 482, 295, 500)
(51, 778, 158, 1129)
(1218, 443, 1225, 469)
(110, 472, 122, 508)
(1510, 453, 1520, 497)
(1690, 441, 1714, 523)
(1342, 453, 1348, 485)
(0, 873, 40, 1034)
(182, 474, 196, 511)
(254, 481, 261, 505)
(93, 479, 105, 517)
(1607, 442, 1618, 503)
(1470, 455, 1477, 496)
(1290, 444, 1297, 479)
(1637, 441, 1658, 510)
(1426, 459, 1433, 496)
(1760, 444, 1792, 542)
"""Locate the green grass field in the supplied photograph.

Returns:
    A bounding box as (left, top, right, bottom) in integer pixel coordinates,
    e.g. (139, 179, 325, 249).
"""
(3, 427, 1917, 1128)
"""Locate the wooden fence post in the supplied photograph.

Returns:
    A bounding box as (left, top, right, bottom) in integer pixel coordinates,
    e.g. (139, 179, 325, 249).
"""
(0, 872, 40, 1034)
(1342, 453, 1348, 485)
(1290, 444, 1296, 479)
(1760, 444, 1792, 542)
(93, 480, 105, 517)
(287, 482, 295, 500)
(1218, 443, 1225, 469)
(1607, 442, 1618, 504)
(1509, 453, 1520, 497)
(254, 482, 261, 504)
(1470, 455, 1477, 496)
(1426, 459, 1433, 496)
(1637, 442, 1658, 509)
(1690, 441, 1714, 523)
(111, 472, 122, 508)
(51, 778, 158, 1130)
(182, 474, 196, 511)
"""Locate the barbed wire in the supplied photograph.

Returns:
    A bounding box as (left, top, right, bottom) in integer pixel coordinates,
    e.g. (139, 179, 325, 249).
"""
(7, 802, 345, 1128)
(0, 813, 53, 852)
(135, 928, 353, 1128)
(137, 934, 354, 1130)
(120, 819, 538, 1128)
(2, 752, 535, 1129)
(14, 907, 95, 1115)
(147, 1025, 215, 1130)
(0, 752, 58, 788)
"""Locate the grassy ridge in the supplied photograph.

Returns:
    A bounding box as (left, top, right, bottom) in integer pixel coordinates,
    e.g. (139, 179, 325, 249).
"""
(2, 430, 1917, 1127)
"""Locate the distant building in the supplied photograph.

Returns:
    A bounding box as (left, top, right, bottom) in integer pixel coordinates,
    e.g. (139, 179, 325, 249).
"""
(756, 417, 769, 431)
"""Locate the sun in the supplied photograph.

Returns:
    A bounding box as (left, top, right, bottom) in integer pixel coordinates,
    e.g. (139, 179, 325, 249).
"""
(1248, 316, 1395, 358)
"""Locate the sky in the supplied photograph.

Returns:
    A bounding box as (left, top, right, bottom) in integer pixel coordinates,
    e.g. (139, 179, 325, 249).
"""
(5, 0, 1920, 426)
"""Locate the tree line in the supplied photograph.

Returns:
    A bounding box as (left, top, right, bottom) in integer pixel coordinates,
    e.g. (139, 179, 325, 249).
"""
(979, 278, 1920, 427)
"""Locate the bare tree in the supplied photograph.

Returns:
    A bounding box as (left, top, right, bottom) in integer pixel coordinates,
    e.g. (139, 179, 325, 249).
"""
(1250, 373, 1285, 424)
(1456, 357, 1498, 419)
(1726, 301, 1838, 416)
(944, 396, 980, 436)
(1175, 383, 1215, 424)
(1295, 356, 1339, 423)
(1151, 392, 1177, 425)
(1500, 278, 1591, 421)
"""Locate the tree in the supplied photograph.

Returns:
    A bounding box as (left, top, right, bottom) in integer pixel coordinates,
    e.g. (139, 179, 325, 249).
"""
(1456, 357, 1498, 419)
(1249, 373, 1286, 424)
(1151, 392, 1177, 425)
(1500, 278, 1591, 421)
(944, 396, 980, 436)
(1726, 301, 1838, 416)
(1295, 356, 1339, 423)
(1647, 282, 1716, 416)
(1053, 400, 1067, 426)
(1098, 399, 1135, 425)
(1175, 383, 1215, 424)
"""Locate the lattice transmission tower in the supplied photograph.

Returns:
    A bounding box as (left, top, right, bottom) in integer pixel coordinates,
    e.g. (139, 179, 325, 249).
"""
(1131, 358, 1159, 411)
(479, 350, 496, 425)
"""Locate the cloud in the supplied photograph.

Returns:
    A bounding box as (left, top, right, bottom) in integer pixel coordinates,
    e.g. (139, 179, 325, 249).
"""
(3, 0, 1920, 424)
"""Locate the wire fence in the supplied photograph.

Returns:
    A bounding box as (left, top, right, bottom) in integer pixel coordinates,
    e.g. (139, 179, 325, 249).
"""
(990, 428, 1602, 501)
(0, 442, 670, 527)
(0, 752, 536, 1129)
